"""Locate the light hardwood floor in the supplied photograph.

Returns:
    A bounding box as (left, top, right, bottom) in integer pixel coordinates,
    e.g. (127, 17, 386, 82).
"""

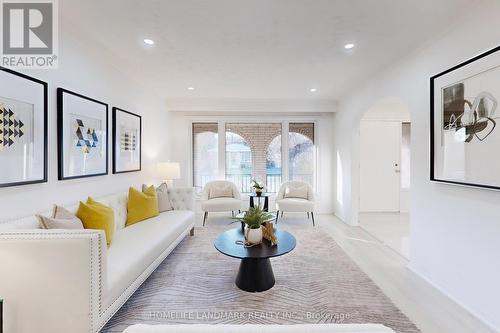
(196, 212, 495, 333)
(359, 212, 410, 258)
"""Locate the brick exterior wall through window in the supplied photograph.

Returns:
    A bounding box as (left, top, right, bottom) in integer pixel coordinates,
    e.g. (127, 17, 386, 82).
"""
(192, 122, 314, 191)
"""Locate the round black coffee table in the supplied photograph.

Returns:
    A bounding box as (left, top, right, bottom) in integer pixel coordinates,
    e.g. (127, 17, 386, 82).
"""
(214, 228, 296, 292)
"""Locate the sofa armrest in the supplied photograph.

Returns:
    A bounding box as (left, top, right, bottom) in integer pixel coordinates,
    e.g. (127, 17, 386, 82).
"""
(168, 187, 195, 211)
(308, 189, 316, 202)
(0, 229, 106, 333)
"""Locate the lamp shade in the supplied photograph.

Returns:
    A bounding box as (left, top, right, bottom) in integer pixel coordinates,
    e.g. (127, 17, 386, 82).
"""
(157, 162, 180, 180)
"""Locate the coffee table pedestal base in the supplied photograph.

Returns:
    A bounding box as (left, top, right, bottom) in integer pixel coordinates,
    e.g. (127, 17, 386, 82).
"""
(235, 258, 275, 292)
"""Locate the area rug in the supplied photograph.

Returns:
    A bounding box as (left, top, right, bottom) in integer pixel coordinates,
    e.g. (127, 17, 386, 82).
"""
(101, 226, 419, 333)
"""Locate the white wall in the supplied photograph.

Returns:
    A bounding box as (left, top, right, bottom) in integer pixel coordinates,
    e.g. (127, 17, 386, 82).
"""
(168, 111, 335, 213)
(0, 21, 170, 221)
(333, 1, 500, 330)
(361, 98, 410, 122)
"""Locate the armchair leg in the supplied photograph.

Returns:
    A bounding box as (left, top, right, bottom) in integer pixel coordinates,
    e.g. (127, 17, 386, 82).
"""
(307, 212, 310, 219)
(275, 211, 279, 224)
(311, 212, 315, 227)
(190, 227, 195, 236)
(281, 211, 284, 218)
(202, 212, 208, 226)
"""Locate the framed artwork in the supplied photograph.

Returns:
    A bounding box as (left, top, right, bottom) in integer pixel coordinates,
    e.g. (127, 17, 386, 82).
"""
(431, 45, 500, 190)
(0, 67, 47, 188)
(57, 88, 108, 180)
(112, 107, 141, 173)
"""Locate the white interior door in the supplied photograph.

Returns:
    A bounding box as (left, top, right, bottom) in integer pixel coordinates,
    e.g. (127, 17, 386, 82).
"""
(360, 120, 401, 212)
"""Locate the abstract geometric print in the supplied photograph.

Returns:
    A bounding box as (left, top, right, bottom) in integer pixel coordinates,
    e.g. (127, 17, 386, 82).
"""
(75, 118, 99, 154)
(0, 107, 25, 151)
(120, 126, 137, 152)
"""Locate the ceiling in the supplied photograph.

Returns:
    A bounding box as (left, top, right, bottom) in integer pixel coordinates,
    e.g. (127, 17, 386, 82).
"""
(62, 0, 484, 103)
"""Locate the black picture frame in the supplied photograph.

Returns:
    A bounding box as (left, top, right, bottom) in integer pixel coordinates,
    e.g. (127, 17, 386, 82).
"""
(0, 66, 48, 188)
(430, 45, 500, 190)
(57, 88, 109, 180)
(112, 107, 142, 174)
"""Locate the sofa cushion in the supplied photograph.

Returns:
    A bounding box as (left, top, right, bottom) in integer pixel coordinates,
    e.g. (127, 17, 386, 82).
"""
(209, 185, 233, 199)
(66, 193, 128, 231)
(276, 198, 314, 212)
(105, 210, 194, 309)
(284, 184, 309, 199)
(127, 187, 160, 226)
(143, 183, 173, 212)
(76, 198, 115, 247)
(37, 205, 84, 230)
(201, 197, 241, 212)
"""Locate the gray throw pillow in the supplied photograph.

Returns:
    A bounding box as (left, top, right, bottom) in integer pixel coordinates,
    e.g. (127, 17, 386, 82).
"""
(209, 185, 233, 199)
(36, 205, 84, 230)
(142, 183, 173, 212)
(284, 185, 309, 199)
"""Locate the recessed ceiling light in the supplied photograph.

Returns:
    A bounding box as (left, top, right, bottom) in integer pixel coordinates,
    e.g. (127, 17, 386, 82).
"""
(344, 43, 355, 49)
(187, 87, 195, 91)
(310, 88, 318, 92)
(143, 39, 155, 45)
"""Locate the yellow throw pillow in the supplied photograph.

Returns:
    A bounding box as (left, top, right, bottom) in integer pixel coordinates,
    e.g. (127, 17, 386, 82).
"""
(76, 198, 115, 247)
(126, 186, 159, 226)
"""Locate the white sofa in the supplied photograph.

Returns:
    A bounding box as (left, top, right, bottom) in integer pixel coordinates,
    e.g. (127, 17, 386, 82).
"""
(0, 187, 195, 333)
(123, 324, 395, 333)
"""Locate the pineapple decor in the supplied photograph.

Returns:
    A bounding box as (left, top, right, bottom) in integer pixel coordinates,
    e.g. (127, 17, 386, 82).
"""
(262, 221, 278, 246)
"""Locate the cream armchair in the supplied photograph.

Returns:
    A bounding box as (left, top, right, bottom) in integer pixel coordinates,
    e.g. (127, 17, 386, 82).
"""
(275, 181, 315, 226)
(200, 180, 242, 226)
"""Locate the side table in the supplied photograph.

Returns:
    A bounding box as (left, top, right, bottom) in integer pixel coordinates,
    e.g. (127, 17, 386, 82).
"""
(249, 193, 270, 211)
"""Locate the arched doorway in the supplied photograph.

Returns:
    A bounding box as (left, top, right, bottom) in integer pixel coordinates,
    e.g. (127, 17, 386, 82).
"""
(358, 97, 411, 258)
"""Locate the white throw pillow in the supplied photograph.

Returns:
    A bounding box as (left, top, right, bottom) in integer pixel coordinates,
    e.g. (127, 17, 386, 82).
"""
(284, 185, 309, 199)
(143, 183, 173, 212)
(209, 185, 233, 199)
(36, 205, 84, 230)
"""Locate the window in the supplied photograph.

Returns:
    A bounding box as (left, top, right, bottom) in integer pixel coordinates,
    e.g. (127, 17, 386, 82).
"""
(289, 123, 314, 185)
(192, 123, 218, 191)
(225, 123, 282, 193)
(225, 130, 253, 193)
(266, 135, 282, 192)
(192, 121, 314, 193)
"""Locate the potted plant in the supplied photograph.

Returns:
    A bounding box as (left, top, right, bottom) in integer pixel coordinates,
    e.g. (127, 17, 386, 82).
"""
(251, 179, 265, 196)
(233, 207, 274, 245)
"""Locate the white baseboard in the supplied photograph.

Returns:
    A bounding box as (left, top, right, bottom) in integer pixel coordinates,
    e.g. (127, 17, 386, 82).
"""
(407, 264, 500, 333)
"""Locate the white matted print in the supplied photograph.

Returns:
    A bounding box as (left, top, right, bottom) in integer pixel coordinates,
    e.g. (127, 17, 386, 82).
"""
(0, 68, 47, 187)
(431, 46, 500, 190)
(58, 88, 108, 180)
(113, 107, 141, 173)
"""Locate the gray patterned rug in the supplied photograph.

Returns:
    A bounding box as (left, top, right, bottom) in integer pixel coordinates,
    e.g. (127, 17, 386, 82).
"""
(101, 226, 419, 333)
